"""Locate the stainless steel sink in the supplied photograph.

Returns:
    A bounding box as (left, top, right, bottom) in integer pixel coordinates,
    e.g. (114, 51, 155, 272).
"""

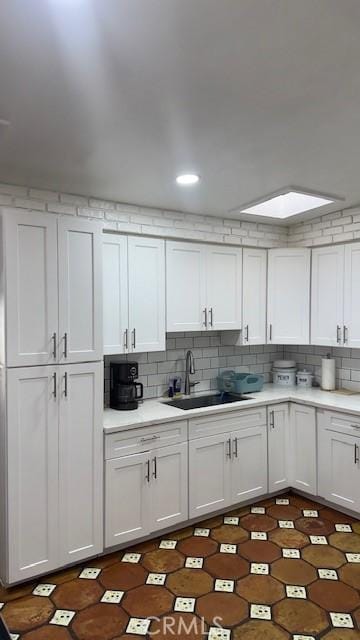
(164, 393, 252, 410)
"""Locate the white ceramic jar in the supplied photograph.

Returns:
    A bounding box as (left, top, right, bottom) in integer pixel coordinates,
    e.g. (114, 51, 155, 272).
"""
(272, 360, 297, 386)
(296, 369, 314, 388)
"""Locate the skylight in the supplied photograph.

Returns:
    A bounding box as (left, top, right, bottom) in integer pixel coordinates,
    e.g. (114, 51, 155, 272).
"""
(238, 189, 338, 219)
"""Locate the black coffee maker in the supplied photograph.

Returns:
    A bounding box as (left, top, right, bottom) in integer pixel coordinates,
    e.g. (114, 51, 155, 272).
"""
(110, 362, 144, 411)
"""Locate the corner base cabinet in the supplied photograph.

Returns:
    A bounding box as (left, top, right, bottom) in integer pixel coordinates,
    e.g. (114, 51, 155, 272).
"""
(289, 404, 317, 495)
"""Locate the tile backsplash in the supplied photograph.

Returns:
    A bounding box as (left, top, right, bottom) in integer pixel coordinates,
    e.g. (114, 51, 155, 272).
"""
(284, 345, 360, 391)
(104, 332, 284, 405)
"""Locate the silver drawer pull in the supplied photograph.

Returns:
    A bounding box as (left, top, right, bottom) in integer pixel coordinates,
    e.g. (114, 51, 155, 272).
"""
(52, 332, 57, 359)
(140, 435, 159, 443)
(146, 459, 150, 482)
(226, 437, 232, 459)
(354, 444, 359, 465)
(233, 437, 238, 458)
(152, 456, 157, 479)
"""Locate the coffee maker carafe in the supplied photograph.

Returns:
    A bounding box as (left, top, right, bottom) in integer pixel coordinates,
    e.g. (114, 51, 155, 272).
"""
(110, 362, 143, 411)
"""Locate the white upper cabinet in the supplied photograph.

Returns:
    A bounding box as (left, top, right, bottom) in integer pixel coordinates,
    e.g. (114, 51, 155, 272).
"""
(58, 218, 102, 363)
(103, 235, 128, 355)
(206, 246, 242, 330)
(311, 245, 344, 346)
(242, 248, 267, 345)
(267, 248, 310, 344)
(128, 236, 165, 352)
(166, 242, 206, 332)
(4, 212, 58, 367)
(344, 243, 360, 348)
(166, 241, 242, 332)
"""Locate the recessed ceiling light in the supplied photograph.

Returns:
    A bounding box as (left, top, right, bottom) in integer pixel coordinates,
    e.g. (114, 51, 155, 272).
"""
(233, 188, 342, 219)
(176, 174, 200, 186)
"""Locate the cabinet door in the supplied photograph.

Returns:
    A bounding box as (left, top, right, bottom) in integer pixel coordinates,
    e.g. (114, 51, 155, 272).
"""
(128, 236, 165, 352)
(311, 245, 344, 346)
(103, 234, 129, 355)
(4, 212, 58, 367)
(105, 452, 151, 548)
(344, 243, 360, 348)
(206, 246, 242, 330)
(166, 241, 206, 332)
(7, 366, 59, 583)
(59, 362, 103, 565)
(242, 248, 267, 345)
(268, 404, 290, 492)
(58, 218, 102, 363)
(319, 428, 360, 511)
(267, 248, 310, 344)
(150, 442, 188, 532)
(289, 404, 317, 495)
(189, 434, 231, 518)
(231, 426, 267, 503)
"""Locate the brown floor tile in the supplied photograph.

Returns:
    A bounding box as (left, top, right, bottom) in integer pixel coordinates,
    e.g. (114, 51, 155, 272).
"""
(233, 620, 290, 640)
(238, 539, 281, 562)
(329, 532, 360, 553)
(320, 508, 357, 524)
(90, 552, 120, 569)
(296, 516, 335, 536)
(308, 579, 360, 612)
(273, 599, 329, 635)
(267, 504, 302, 521)
(47, 567, 81, 584)
(196, 591, 248, 626)
(323, 631, 360, 640)
(170, 526, 194, 540)
(211, 524, 249, 543)
(0, 582, 35, 603)
(177, 536, 218, 557)
(99, 562, 146, 589)
(130, 539, 159, 553)
(72, 603, 128, 640)
(150, 612, 206, 640)
(142, 548, 185, 572)
(339, 563, 360, 589)
(240, 514, 278, 532)
(226, 506, 250, 518)
(166, 568, 213, 596)
(269, 528, 310, 548)
(271, 558, 317, 585)
(122, 585, 174, 616)
(236, 574, 285, 604)
(199, 515, 223, 528)
(22, 628, 72, 640)
(289, 494, 321, 510)
(52, 578, 103, 610)
(354, 608, 360, 627)
(302, 544, 346, 568)
(204, 553, 249, 579)
(2, 595, 54, 632)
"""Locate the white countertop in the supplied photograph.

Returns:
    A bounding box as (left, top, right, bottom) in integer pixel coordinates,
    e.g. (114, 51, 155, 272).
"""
(103, 384, 360, 434)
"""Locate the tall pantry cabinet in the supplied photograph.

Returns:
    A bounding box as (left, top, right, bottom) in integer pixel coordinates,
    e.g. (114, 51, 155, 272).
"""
(0, 211, 104, 585)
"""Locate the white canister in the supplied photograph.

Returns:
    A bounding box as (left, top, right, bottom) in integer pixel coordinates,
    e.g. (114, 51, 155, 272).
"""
(272, 367, 297, 386)
(296, 369, 314, 388)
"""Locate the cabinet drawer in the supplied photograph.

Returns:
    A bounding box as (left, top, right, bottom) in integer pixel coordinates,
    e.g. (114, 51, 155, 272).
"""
(319, 410, 360, 437)
(189, 407, 266, 440)
(105, 420, 188, 460)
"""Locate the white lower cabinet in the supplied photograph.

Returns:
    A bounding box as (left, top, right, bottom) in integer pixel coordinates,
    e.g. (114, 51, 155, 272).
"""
(231, 426, 267, 502)
(268, 403, 290, 492)
(289, 404, 317, 495)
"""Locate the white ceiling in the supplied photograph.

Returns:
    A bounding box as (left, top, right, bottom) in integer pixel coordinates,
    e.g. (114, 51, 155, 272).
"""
(1, 0, 360, 224)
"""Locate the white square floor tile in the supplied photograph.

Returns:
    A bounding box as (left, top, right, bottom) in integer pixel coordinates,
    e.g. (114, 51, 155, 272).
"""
(293, 636, 315, 640)
(310, 535, 327, 545)
(215, 579, 234, 593)
(251, 563, 269, 575)
(185, 557, 204, 569)
(279, 520, 294, 529)
(224, 516, 239, 525)
(174, 597, 196, 612)
(276, 498, 289, 505)
(208, 627, 231, 640)
(282, 549, 300, 559)
(220, 543, 237, 554)
(335, 524, 352, 532)
(250, 604, 271, 620)
(330, 613, 354, 628)
(194, 528, 210, 537)
(251, 507, 265, 514)
(318, 569, 338, 580)
(286, 585, 307, 599)
(79, 568, 101, 579)
(146, 572, 167, 585)
(251, 531, 267, 540)
(346, 553, 360, 563)
(10, 635, 20, 640)
(121, 552, 142, 563)
(101, 590, 124, 604)
(126, 618, 151, 635)
(32, 584, 56, 597)
(0, 603, 4, 610)
(159, 540, 177, 549)
(50, 610, 76, 627)
(303, 510, 318, 517)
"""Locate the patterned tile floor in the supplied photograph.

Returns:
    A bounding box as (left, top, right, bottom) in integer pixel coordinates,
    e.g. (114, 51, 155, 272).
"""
(1, 492, 360, 639)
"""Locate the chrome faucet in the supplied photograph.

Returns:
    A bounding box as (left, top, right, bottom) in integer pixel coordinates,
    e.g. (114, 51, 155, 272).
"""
(185, 349, 198, 395)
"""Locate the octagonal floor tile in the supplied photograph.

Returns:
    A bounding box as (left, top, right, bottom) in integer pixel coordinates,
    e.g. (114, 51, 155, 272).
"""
(267, 505, 302, 521)
(122, 585, 174, 617)
(273, 599, 329, 635)
(233, 620, 290, 640)
(308, 579, 360, 612)
(211, 525, 249, 544)
(269, 528, 310, 549)
(339, 563, 360, 589)
(329, 533, 360, 553)
(72, 603, 128, 640)
(240, 514, 278, 532)
(99, 562, 147, 590)
(166, 568, 213, 597)
(302, 545, 346, 568)
(271, 558, 317, 585)
(196, 591, 248, 626)
(237, 574, 285, 604)
(204, 553, 249, 580)
(141, 549, 184, 573)
(238, 539, 281, 563)
(322, 631, 360, 640)
(177, 536, 218, 557)
(2, 596, 54, 633)
(21, 627, 72, 640)
(296, 516, 335, 536)
(150, 612, 206, 640)
(52, 579, 103, 611)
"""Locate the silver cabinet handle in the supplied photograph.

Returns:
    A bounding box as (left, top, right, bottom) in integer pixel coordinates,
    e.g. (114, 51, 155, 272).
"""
(140, 434, 159, 443)
(209, 307, 213, 327)
(344, 325, 348, 344)
(354, 444, 359, 465)
(152, 456, 157, 479)
(226, 437, 232, 459)
(336, 325, 341, 344)
(269, 324, 272, 341)
(233, 437, 238, 458)
(64, 371, 68, 398)
(63, 332, 68, 358)
(203, 308, 208, 328)
(146, 460, 151, 483)
(245, 325, 249, 342)
(269, 410, 275, 429)
(52, 332, 57, 359)
(132, 328, 136, 350)
(124, 329, 128, 351)
(52, 372, 57, 398)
